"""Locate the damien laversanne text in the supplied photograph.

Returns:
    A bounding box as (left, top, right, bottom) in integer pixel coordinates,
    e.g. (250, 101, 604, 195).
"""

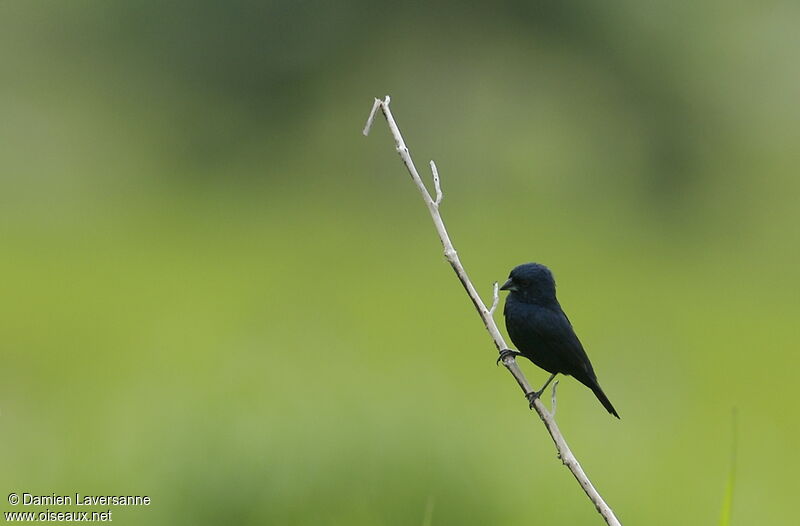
(21, 494, 150, 506)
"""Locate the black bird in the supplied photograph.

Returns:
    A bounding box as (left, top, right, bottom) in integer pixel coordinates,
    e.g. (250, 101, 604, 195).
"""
(499, 263, 619, 418)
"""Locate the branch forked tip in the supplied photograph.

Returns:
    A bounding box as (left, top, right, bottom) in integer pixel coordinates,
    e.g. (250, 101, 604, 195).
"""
(362, 98, 382, 136)
(362, 95, 391, 136)
(429, 160, 443, 206)
(489, 281, 500, 315)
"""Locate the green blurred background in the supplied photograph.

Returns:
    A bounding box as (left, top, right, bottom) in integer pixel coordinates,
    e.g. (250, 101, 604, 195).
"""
(2, 1, 798, 524)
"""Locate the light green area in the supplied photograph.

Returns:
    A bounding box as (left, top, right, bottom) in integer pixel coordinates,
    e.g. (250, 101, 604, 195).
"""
(2, 2, 798, 524)
(719, 411, 738, 526)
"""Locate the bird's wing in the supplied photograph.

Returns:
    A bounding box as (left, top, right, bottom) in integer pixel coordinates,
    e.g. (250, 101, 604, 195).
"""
(532, 304, 597, 380)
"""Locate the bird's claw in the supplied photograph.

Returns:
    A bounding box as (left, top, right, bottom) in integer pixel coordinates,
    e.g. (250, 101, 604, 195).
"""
(525, 390, 543, 409)
(496, 349, 521, 366)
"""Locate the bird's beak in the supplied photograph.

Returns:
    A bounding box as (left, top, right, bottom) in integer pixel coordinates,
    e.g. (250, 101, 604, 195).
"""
(500, 278, 516, 292)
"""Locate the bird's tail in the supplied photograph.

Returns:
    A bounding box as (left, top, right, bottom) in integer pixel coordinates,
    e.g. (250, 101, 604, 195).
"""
(590, 381, 620, 419)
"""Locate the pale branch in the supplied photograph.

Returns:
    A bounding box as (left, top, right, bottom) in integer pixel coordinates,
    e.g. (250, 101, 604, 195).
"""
(363, 97, 382, 136)
(363, 96, 622, 526)
(489, 281, 500, 316)
(551, 381, 560, 416)
(429, 160, 443, 206)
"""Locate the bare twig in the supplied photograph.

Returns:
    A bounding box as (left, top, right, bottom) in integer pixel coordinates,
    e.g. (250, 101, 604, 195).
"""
(430, 161, 443, 206)
(551, 380, 560, 416)
(364, 96, 622, 526)
(362, 97, 383, 136)
(489, 281, 500, 316)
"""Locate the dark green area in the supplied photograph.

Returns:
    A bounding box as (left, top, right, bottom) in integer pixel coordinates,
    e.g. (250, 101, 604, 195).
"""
(2, 1, 798, 524)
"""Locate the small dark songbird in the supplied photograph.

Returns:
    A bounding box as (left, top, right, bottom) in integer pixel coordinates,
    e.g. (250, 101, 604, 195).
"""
(500, 263, 619, 418)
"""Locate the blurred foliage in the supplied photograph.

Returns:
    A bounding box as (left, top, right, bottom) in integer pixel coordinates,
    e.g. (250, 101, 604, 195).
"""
(2, 1, 799, 524)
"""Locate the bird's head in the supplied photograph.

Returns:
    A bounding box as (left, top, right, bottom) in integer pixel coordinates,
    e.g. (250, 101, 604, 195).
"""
(500, 262, 557, 303)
